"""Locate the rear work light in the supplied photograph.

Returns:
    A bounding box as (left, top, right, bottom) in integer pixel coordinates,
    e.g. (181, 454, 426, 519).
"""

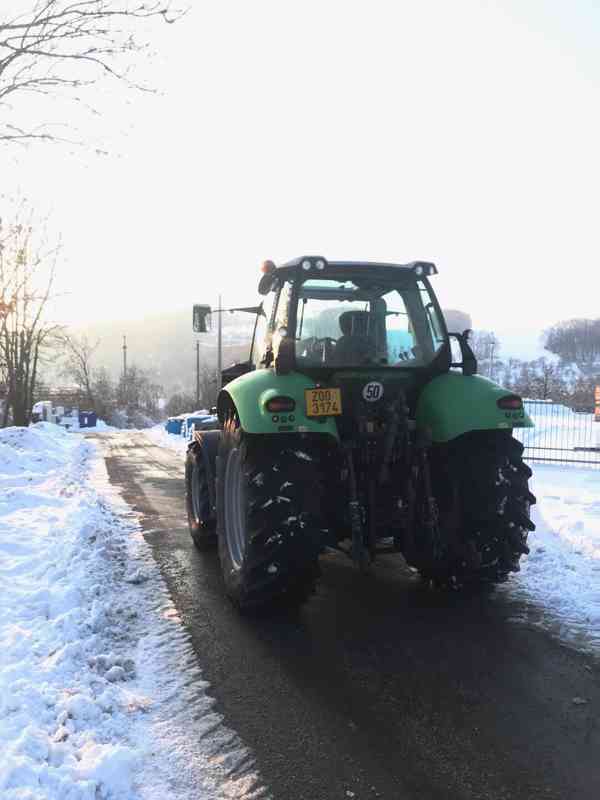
(410, 261, 438, 277)
(298, 256, 329, 271)
(497, 395, 523, 411)
(265, 396, 296, 413)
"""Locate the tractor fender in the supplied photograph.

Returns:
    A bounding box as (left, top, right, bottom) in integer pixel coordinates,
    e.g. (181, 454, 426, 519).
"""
(415, 373, 534, 444)
(189, 429, 221, 521)
(217, 368, 339, 439)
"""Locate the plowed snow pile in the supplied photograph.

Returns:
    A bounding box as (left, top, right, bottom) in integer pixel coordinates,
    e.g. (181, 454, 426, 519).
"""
(0, 424, 266, 800)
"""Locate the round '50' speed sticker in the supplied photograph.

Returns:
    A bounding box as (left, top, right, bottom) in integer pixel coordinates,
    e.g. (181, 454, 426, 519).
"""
(362, 382, 384, 402)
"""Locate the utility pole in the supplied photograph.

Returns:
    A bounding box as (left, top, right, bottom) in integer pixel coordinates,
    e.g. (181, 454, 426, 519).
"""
(195, 340, 200, 407)
(488, 334, 495, 379)
(217, 293, 223, 393)
(122, 335, 127, 378)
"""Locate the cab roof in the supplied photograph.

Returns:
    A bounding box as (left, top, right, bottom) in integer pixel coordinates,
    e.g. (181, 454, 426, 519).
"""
(280, 256, 438, 275)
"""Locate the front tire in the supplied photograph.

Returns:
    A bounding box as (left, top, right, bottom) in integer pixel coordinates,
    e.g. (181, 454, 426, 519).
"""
(186, 445, 216, 550)
(216, 416, 325, 611)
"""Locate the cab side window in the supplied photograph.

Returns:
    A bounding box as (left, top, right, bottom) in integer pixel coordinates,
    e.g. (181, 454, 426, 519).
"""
(252, 284, 280, 368)
(273, 281, 291, 334)
(270, 281, 293, 364)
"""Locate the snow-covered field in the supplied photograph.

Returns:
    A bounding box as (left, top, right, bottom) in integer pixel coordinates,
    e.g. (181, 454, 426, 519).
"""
(0, 424, 265, 800)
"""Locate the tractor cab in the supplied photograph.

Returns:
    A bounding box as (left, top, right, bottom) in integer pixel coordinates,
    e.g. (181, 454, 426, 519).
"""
(257, 257, 454, 380)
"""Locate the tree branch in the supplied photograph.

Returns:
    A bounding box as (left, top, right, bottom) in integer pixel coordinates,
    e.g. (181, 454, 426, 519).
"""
(0, 0, 187, 144)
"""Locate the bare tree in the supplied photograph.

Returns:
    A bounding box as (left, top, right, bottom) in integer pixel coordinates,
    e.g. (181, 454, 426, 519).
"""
(165, 390, 194, 417)
(470, 330, 500, 362)
(0, 203, 61, 426)
(59, 331, 99, 407)
(91, 364, 115, 419)
(116, 363, 162, 418)
(528, 357, 561, 401)
(198, 362, 217, 409)
(0, 0, 185, 144)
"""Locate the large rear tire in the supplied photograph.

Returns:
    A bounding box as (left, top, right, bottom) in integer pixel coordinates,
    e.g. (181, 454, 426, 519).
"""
(185, 445, 216, 550)
(217, 416, 325, 611)
(422, 431, 536, 586)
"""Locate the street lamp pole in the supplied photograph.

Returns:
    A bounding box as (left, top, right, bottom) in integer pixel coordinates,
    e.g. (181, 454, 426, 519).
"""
(195, 340, 200, 407)
(217, 293, 223, 394)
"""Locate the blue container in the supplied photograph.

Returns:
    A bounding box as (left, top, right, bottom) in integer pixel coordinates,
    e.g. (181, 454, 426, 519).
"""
(183, 414, 218, 440)
(165, 416, 184, 435)
(79, 411, 98, 428)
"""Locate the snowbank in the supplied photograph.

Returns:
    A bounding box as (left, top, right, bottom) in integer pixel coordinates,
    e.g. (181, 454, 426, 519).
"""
(0, 424, 138, 799)
(144, 425, 188, 455)
(93, 420, 119, 433)
(0, 423, 265, 799)
(502, 464, 600, 653)
(0, 422, 77, 478)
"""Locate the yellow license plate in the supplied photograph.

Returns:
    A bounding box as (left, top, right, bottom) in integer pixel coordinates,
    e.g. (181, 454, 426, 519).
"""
(305, 388, 342, 417)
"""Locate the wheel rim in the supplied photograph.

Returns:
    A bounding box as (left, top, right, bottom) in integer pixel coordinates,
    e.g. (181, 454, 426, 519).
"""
(224, 446, 247, 570)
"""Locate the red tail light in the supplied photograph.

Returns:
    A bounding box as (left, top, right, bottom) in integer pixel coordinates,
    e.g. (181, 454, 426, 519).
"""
(265, 396, 296, 413)
(497, 395, 523, 411)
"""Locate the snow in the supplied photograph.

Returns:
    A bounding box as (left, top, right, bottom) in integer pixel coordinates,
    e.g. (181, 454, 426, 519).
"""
(516, 401, 600, 461)
(502, 463, 600, 654)
(94, 420, 119, 433)
(0, 423, 266, 800)
(293, 451, 312, 462)
(144, 425, 187, 454)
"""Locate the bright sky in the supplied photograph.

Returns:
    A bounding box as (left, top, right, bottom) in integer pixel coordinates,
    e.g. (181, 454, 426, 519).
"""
(3, 0, 600, 354)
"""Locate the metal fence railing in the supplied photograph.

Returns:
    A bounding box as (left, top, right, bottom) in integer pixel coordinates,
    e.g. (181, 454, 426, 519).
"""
(514, 400, 600, 467)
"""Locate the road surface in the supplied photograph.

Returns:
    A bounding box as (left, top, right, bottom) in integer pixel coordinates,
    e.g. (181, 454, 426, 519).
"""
(93, 431, 600, 800)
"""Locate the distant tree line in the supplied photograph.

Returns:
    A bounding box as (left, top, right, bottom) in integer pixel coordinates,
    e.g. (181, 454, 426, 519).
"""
(56, 334, 166, 427)
(52, 331, 218, 427)
(472, 319, 600, 410)
(543, 318, 600, 369)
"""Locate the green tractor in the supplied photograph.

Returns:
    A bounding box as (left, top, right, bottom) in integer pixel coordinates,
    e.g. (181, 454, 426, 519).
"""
(186, 257, 535, 610)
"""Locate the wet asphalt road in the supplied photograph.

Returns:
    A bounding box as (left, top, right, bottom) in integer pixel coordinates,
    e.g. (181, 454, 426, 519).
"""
(94, 431, 600, 800)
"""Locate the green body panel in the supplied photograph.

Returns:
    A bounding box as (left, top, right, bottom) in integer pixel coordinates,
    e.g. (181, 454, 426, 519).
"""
(328, 370, 416, 390)
(416, 373, 534, 443)
(219, 368, 339, 438)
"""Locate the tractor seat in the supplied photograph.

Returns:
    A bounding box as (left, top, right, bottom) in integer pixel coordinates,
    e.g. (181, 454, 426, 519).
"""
(334, 310, 376, 366)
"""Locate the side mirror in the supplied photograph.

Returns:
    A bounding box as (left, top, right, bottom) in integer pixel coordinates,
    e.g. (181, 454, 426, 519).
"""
(258, 273, 277, 296)
(449, 331, 477, 376)
(193, 304, 212, 333)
